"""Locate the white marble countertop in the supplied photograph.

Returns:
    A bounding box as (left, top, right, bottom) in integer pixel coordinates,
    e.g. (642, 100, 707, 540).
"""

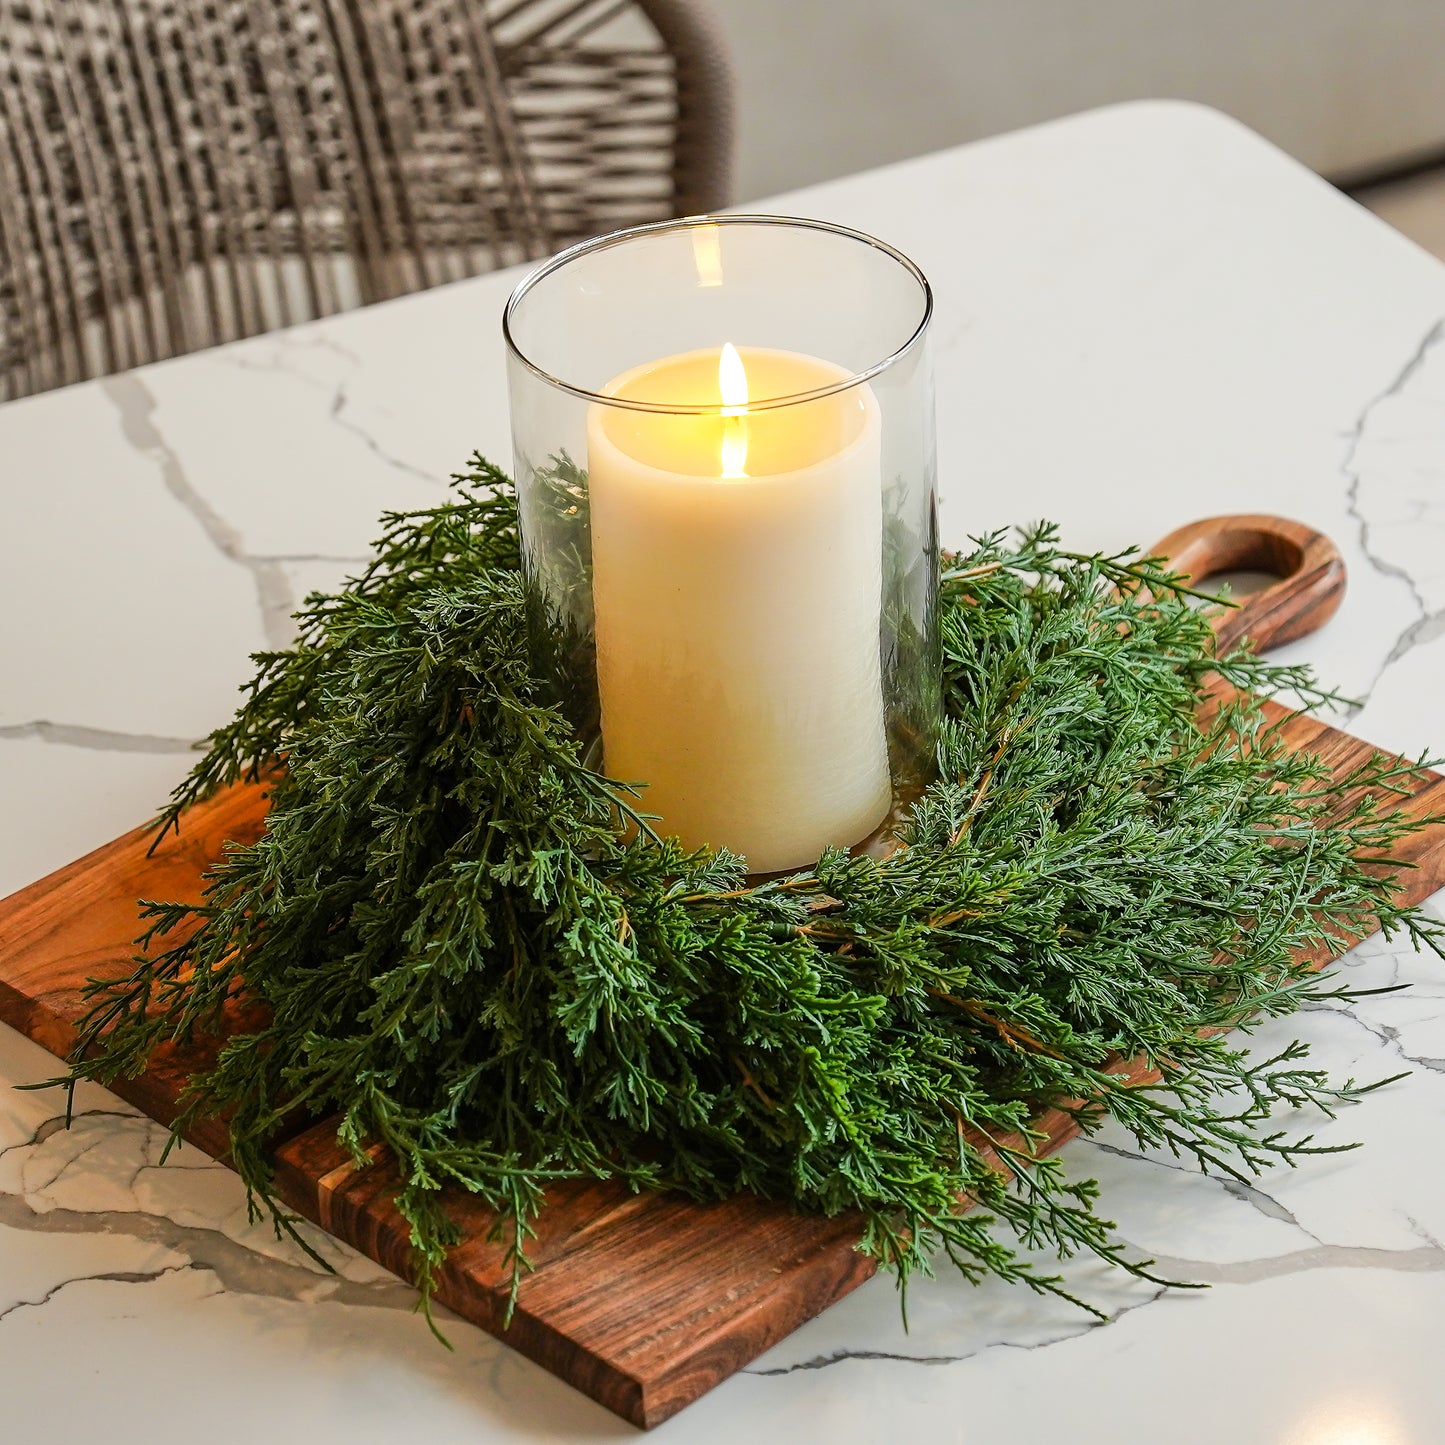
(4, 101, 1445, 1443)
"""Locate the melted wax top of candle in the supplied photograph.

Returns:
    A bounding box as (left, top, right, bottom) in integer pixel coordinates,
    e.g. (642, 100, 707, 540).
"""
(596, 346, 870, 478)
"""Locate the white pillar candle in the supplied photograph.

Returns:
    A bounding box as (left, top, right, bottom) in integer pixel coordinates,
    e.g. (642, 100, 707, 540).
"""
(586, 344, 891, 874)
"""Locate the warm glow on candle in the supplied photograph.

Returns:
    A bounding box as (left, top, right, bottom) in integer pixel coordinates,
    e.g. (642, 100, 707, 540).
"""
(719, 341, 749, 478)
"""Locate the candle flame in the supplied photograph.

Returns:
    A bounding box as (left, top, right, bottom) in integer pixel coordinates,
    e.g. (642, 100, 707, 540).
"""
(719, 341, 749, 479)
(719, 342, 748, 412)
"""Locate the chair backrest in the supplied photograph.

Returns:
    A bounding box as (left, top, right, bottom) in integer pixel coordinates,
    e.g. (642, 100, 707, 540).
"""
(0, 0, 734, 400)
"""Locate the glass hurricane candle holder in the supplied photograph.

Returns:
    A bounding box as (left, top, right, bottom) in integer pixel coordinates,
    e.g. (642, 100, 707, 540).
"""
(504, 214, 939, 875)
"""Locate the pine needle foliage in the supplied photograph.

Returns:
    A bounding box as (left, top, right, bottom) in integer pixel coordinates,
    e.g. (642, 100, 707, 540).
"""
(61, 454, 1445, 1326)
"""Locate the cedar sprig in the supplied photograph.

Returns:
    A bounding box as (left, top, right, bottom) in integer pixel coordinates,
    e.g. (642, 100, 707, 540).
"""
(56, 453, 1445, 1329)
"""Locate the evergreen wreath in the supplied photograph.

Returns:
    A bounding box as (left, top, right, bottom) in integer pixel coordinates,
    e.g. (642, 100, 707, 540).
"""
(60, 454, 1445, 1332)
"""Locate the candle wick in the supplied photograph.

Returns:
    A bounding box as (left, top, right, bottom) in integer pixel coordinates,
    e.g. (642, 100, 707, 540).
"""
(721, 414, 749, 479)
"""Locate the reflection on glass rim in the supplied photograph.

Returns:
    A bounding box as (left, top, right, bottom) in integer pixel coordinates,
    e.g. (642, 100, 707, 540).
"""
(502, 213, 935, 416)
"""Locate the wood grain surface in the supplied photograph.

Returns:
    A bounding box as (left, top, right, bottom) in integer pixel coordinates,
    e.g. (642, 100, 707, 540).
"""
(1149, 511, 1347, 655)
(1, 515, 1441, 1429)
(0, 780, 269, 1159)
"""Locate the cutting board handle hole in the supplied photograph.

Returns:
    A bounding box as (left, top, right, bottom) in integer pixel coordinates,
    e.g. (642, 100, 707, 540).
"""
(1149, 513, 1346, 653)
(1188, 567, 1280, 601)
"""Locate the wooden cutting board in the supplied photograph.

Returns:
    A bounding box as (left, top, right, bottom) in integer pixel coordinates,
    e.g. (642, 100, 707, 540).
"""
(3, 514, 1443, 1429)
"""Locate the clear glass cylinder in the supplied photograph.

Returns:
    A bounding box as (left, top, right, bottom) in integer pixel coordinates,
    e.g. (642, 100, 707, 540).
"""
(504, 214, 938, 875)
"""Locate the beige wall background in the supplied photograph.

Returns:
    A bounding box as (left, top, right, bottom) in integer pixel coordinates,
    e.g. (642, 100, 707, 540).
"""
(710, 0, 1445, 201)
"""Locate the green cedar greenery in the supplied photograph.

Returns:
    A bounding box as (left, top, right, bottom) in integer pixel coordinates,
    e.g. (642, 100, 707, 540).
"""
(60, 454, 1445, 1331)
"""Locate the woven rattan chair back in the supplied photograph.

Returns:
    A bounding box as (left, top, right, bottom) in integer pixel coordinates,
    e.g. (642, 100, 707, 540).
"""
(0, 0, 733, 401)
